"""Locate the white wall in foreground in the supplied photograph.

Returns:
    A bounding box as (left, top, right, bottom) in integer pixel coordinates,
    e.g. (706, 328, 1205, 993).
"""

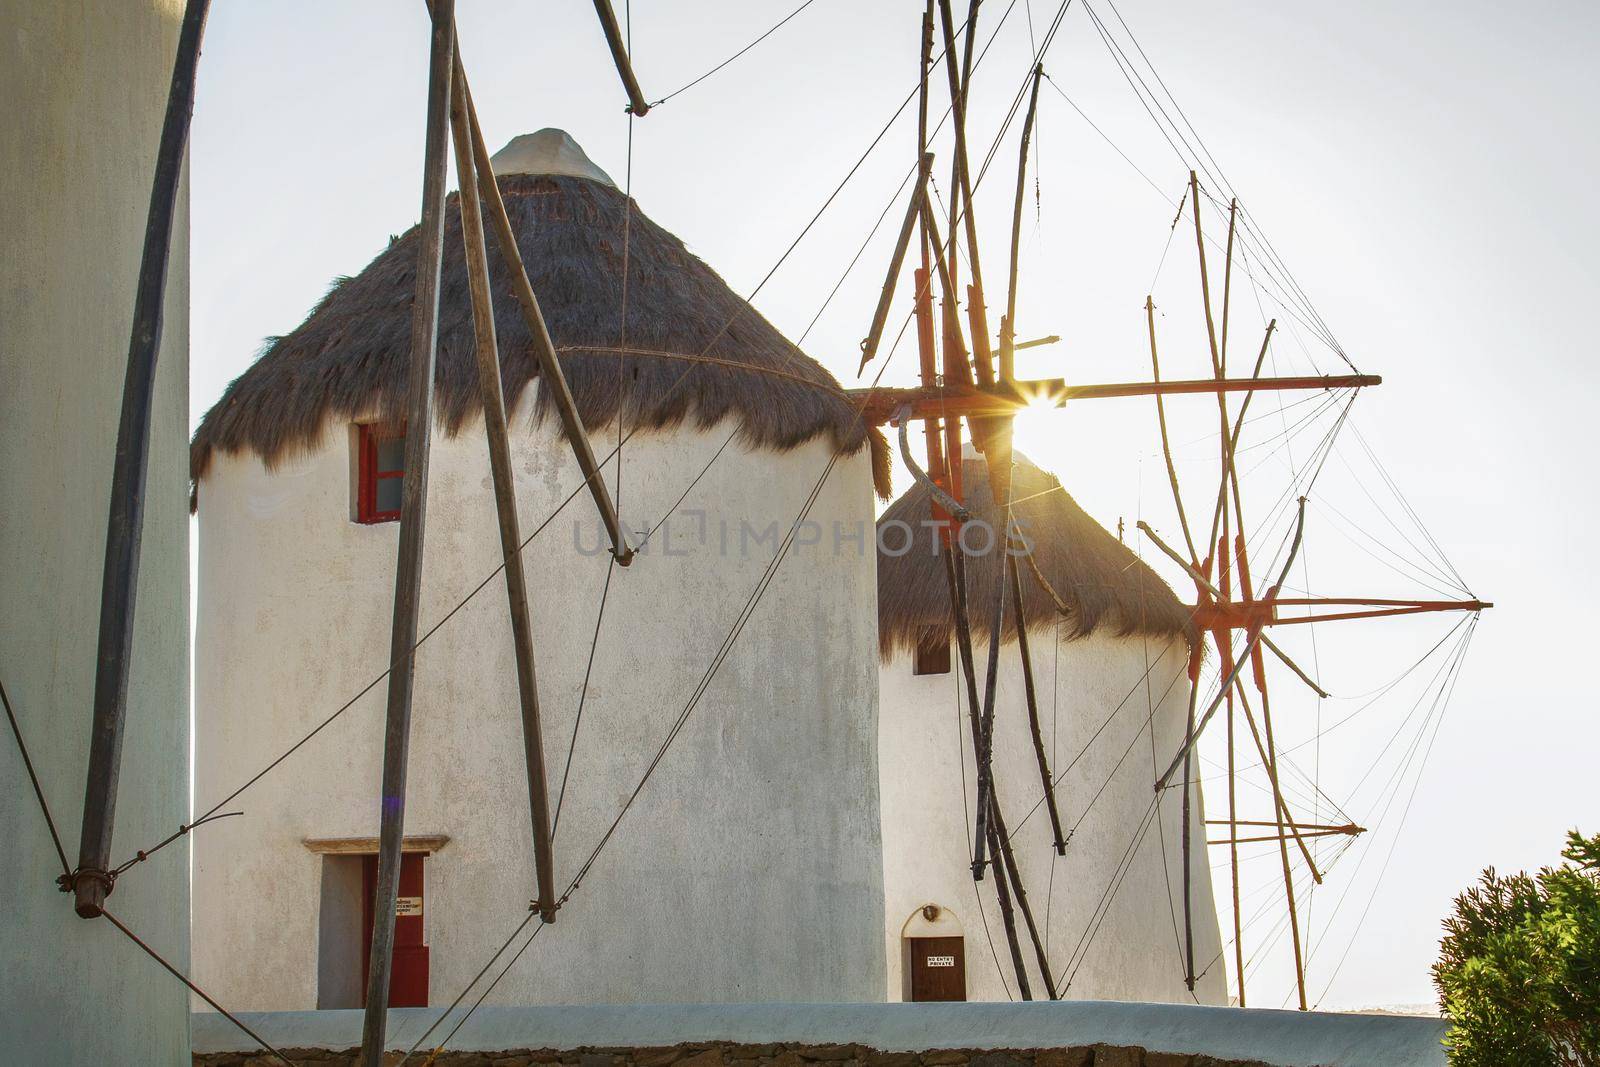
(193, 402, 885, 1010)
(879, 621, 1227, 1006)
(0, 2, 192, 1063)
(194, 1002, 1450, 1067)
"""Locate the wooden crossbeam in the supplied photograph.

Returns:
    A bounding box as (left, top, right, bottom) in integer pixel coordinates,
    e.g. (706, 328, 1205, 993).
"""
(849, 372, 1380, 425)
(1189, 597, 1490, 631)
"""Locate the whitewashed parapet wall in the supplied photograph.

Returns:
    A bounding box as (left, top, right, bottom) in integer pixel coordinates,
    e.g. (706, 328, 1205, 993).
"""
(879, 621, 1227, 1005)
(193, 397, 885, 1008)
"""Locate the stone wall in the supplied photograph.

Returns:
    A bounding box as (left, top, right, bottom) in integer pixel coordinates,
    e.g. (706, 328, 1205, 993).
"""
(195, 1039, 1286, 1067)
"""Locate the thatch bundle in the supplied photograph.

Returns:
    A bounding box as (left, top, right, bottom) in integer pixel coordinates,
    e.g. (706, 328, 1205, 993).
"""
(877, 452, 1192, 658)
(191, 155, 890, 501)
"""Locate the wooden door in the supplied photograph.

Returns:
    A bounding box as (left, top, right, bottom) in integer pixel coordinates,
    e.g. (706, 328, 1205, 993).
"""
(361, 852, 430, 1007)
(909, 935, 966, 1001)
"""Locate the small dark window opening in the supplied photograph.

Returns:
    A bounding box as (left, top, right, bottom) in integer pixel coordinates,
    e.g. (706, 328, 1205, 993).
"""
(913, 625, 951, 676)
(357, 423, 406, 524)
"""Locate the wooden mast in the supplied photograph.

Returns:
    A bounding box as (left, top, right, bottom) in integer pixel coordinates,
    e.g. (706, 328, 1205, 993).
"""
(590, 0, 651, 115)
(458, 71, 632, 564)
(360, 2, 454, 1062)
(74, 0, 210, 920)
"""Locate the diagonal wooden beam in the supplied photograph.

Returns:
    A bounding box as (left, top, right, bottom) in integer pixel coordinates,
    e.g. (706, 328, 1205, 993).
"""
(361, 3, 454, 1063)
(859, 152, 935, 373)
(1009, 555, 1066, 854)
(590, 0, 650, 115)
(1155, 500, 1308, 790)
(448, 60, 558, 924)
(455, 61, 633, 564)
(1138, 520, 1331, 700)
(75, 0, 211, 920)
(1000, 65, 1044, 385)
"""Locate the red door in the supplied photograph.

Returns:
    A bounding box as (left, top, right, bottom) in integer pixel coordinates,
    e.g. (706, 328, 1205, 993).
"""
(361, 853, 430, 1007)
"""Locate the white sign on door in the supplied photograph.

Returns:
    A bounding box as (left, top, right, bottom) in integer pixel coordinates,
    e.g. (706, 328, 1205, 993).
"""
(396, 896, 423, 917)
(927, 955, 956, 968)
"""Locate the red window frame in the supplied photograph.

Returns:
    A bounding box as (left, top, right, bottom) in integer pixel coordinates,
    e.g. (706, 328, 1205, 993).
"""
(356, 423, 406, 524)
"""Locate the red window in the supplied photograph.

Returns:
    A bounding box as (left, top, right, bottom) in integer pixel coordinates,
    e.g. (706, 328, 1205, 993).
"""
(356, 423, 406, 524)
(913, 625, 951, 676)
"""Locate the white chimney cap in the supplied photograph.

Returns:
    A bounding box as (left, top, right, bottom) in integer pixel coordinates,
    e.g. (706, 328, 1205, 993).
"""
(487, 129, 616, 187)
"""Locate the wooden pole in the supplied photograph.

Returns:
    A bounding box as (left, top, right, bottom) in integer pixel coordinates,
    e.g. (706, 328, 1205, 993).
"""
(1229, 685, 1319, 879)
(360, 5, 454, 1061)
(986, 824, 1032, 999)
(1009, 556, 1066, 853)
(1260, 682, 1308, 1009)
(992, 800, 1058, 999)
(457, 69, 632, 564)
(971, 546, 1008, 881)
(1220, 198, 1237, 375)
(75, 0, 210, 919)
(1218, 532, 1245, 1005)
(859, 153, 935, 373)
(936, 0, 994, 384)
(1189, 171, 1223, 378)
(1001, 65, 1044, 384)
(1232, 530, 1324, 884)
(1138, 519, 1329, 700)
(1180, 665, 1198, 990)
(1155, 499, 1308, 790)
(1206, 819, 1365, 831)
(448, 67, 558, 924)
(1208, 827, 1361, 845)
(848, 370, 1380, 424)
(590, 0, 650, 115)
(1146, 296, 1200, 568)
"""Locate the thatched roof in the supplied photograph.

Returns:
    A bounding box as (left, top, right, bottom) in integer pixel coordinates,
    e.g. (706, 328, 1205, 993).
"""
(191, 129, 890, 501)
(877, 450, 1192, 659)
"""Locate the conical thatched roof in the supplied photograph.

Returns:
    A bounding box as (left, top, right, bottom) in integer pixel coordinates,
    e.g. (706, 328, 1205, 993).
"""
(877, 450, 1192, 659)
(191, 129, 890, 500)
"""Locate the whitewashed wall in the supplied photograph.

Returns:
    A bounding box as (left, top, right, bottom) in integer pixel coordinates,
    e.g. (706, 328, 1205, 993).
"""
(879, 618, 1227, 1006)
(0, 2, 192, 1062)
(193, 397, 884, 1009)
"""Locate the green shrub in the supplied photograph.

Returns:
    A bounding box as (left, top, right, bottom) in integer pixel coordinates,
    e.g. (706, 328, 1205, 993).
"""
(1433, 830, 1600, 1065)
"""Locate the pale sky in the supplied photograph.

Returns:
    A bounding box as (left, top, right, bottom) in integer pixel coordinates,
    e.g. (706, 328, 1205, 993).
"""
(189, 0, 1599, 1011)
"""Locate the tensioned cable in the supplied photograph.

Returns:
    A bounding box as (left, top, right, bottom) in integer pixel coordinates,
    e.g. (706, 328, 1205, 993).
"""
(1010, 643, 1183, 835)
(389, 909, 538, 1060)
(797, 164, 918, 346)
(1308, 620, 1475, 1006)
(119, 40, 947, 873)
(415, 214, 939, 1050)
(550, 555, 616, 843)
(1, 677, 71, 881)
(408, 920, 549, 1065)
(1285, 621, 1475, 983)
(117, 464, 604, 875)
(100, 906, 293, 1066)
(1087, 0, 1348, 363)
(1347, 422, 1473, 593)
(648, 0, 823, 109)
(1039, 70, 1346, 359)
(1075, 3, 1346, 364)
(554, 79, 641, 843)
(1139, 591, 1190, 991)
(1190, 615, 1471, 799)
(1057, 790, 1163, 991)
(1061, 658, 1188, 841)
(1311, 497, 1472, 600)
(1276, 619, 1475, 1007)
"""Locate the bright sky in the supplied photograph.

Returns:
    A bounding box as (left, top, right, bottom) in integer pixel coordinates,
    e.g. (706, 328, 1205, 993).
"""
(189, 0, 1598, 1011)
